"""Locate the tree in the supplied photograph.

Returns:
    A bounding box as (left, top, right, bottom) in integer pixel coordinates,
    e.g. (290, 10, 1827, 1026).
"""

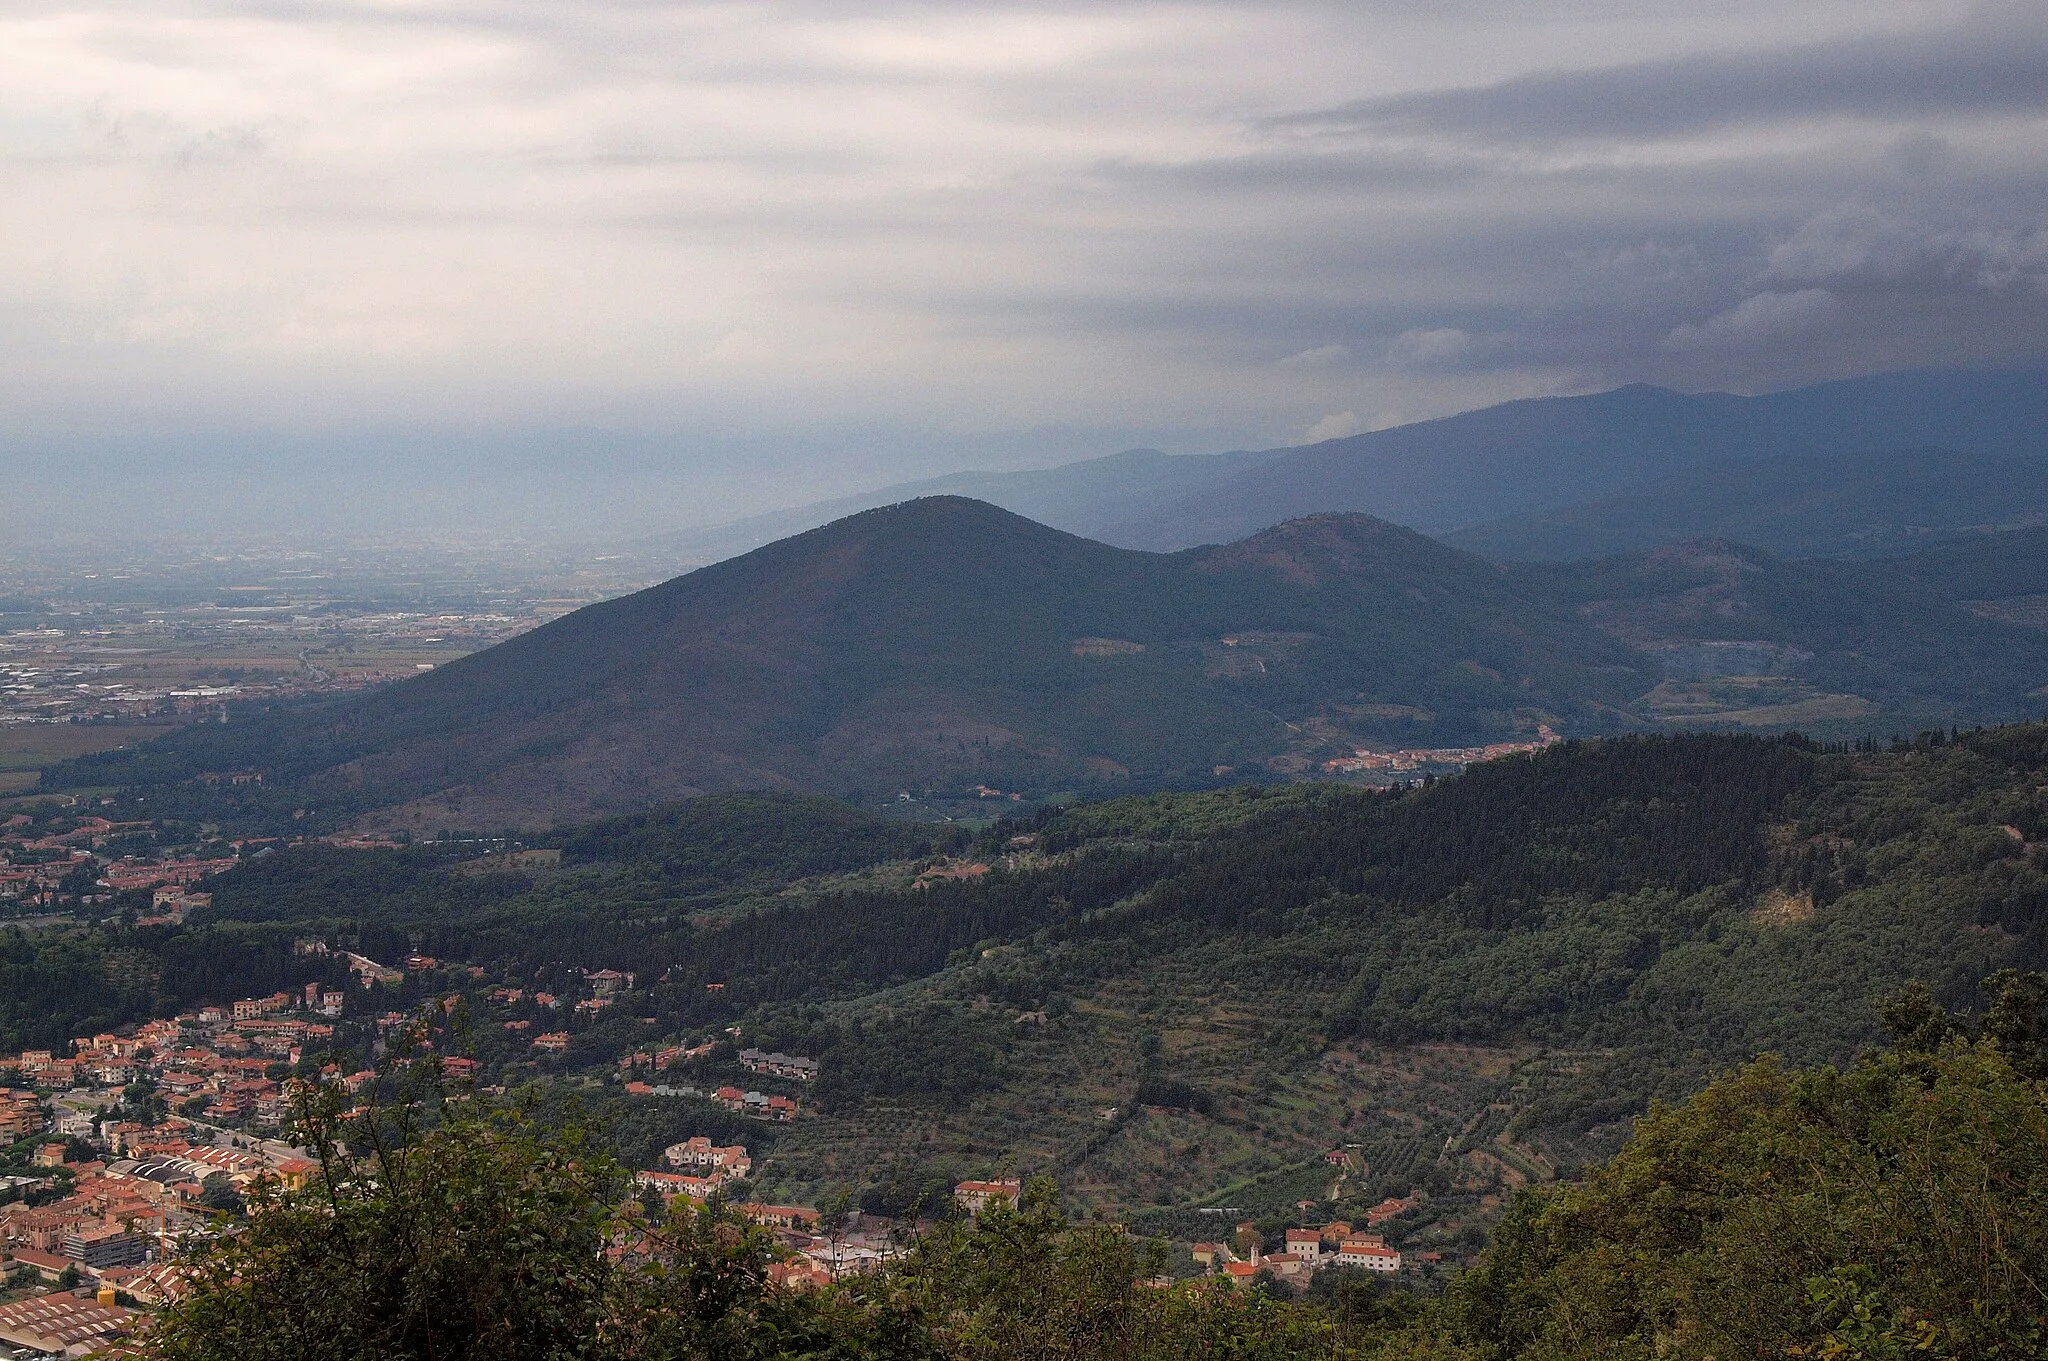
(1447, 1010, 2048, 1359)
(198, 1174, 244, 1217)
(146, 1069, 625, 1361)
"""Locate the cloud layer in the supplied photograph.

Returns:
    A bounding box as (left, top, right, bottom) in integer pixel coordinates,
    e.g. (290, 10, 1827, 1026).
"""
(1, 0, 2044, 533)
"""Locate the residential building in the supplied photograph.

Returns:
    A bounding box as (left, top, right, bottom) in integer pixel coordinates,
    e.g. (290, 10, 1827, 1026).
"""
(0, 1292, 137, 1355)
(1335, 1238, 1402, 1273)
(633, 1170, 719, 1201)
(953, 1179, 1023, 1215)
(63, 1224, 150, 1269)
(1363, 1195, 1419, 1228)
(737, 1048, 820, 1082)
(663, 1137, 752, 1180)
(742, 1203, 820, 1230)
(1282, 1228, 1325, 1263)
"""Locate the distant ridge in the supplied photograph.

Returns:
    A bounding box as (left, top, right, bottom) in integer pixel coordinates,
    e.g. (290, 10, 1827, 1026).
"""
(1104, 369, 2048, 550)
(653, 370, 2048, 568)
(1442, 448, 2048, 561)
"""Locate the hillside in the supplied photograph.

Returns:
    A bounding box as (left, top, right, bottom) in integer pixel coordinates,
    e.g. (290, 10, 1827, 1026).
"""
(51, 499, 1654, 833)
(1527, 536, 2048, 730)
(21, 725, 2048, 1242)
(46, 499, 2048, 833)
(1441, 448, 2048, 561)
(1105, 368, 2048, 550)
(1885, 523, 2048, 607)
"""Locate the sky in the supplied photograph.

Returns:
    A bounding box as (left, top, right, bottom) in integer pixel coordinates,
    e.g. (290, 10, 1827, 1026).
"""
(3, 0, 2046, 538)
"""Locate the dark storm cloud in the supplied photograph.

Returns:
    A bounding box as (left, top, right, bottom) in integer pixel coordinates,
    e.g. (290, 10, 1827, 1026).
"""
(1, 0, 2045, 539)
(1269, 13, 2048, 144)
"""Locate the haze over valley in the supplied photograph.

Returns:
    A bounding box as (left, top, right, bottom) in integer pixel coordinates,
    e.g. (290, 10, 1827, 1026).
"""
(3, 2, 2047, 1356)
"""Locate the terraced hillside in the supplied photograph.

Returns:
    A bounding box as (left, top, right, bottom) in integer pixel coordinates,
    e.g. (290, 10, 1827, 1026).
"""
(25, 725, 2037, 1257)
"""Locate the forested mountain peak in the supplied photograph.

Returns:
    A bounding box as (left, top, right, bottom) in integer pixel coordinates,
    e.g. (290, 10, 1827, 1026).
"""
(1634, 537, 1763, 573)
(44, 496, 2048, 834)
(1189, 512, 1484, 589)
(52, 500, 1652, 832)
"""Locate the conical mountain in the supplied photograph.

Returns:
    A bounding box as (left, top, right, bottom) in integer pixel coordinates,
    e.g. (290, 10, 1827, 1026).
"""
(86, 498, 1650, 830)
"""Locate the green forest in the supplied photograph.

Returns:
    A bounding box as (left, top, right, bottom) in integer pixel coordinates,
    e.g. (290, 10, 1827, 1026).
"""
(10, 725, 2048, 1222)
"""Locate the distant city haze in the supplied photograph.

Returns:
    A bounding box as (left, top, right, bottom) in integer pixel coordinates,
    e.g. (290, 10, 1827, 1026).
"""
(2, 0, 2045, 540)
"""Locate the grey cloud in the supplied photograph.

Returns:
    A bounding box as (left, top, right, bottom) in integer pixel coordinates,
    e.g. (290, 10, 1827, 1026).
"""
(1768, 203, 2048, 295)
(1276, 344, 1351, 369)
(1268, 17, 2048, 144)
(1663, 289, 1841, 351)
(1388, 327, 1475, 364)
(2, 0, 2046, 542)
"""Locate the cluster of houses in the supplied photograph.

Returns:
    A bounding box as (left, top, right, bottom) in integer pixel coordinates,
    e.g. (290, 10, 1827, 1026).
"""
(101, 858, 235, 897)
(1192, 1196, 1426, 1287)
(1196, 1223, 1397, 1286)
(613, 1040, 811, 1121)
(0, 962, 471, 1138)
(0, 810, 541, 912)
(0, 996, 464, 1346)
(0, 1117, 311, 1318)
(623, 1140, 871, 1284)
(751, 1180, 1027, 1289)
(0, 811, 248, 908)
(738, 1048, 819, 1082)
(615, 1075, 801, 1121)
(4, 1002, 332, 1128)
(630, 1136, 756, 1201)
(1322, 726, 1562, 776)
(493, 969, 655, 1054)
(618, 1040, 715, 1076)
(670, 1174, 1426, 1293)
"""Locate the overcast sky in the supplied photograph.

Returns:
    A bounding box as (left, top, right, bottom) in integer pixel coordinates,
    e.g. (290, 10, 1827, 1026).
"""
(3, 0, 2045, 536)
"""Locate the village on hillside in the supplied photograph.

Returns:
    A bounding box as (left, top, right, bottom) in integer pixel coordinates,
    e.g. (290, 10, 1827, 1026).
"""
(1320, 724, 1562, 776)
(2, 955, 1442, 1353)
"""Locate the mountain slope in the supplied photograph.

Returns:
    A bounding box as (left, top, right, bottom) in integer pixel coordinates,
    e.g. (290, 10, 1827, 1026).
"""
(78, 726, 2048, 1225)
(1530, 537, 2048, 730)
(1441, 448, 2048, 561)
(1105, 369, 2048, 550)
(1886, 524, 2048, 608)
(64, 498, 1650, 831)
(51, 499, 2048, 831)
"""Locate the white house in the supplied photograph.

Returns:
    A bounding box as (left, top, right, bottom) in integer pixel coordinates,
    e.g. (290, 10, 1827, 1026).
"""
(1335, 1238, 1402, 1273)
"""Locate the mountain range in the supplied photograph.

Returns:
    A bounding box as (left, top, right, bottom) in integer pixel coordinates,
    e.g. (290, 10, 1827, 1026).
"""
(69, 501, 1649, 831)
(651, 369, 2048, 566)
(53, 497, 2048, 832)
(1441, 448, 2048, 561)
(1105, 368, 2048, 550)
